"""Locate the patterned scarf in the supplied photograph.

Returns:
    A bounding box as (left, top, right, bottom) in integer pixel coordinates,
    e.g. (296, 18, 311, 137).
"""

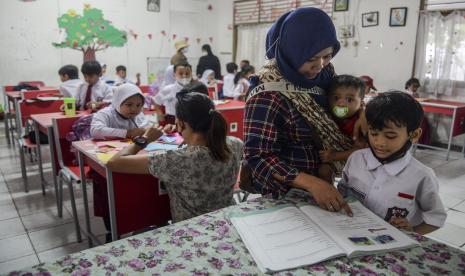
(247, 59, 353, 172)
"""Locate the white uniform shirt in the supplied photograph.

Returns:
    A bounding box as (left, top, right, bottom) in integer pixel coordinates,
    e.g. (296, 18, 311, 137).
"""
(153, 82, 183, 116)
(339, 148, 446, 228)
(231, 78, 249, 99)
(77, 80, 113, 109)
(222, 73, 235, 98)
(114, 76, 134, 86)
(90, 83, 148, 140)
(161, 65, 175, 89)
(59, 79, 85, 98)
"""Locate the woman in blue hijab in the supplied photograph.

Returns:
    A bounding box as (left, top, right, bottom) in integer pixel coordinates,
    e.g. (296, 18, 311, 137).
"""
(244, 7, 353, 215)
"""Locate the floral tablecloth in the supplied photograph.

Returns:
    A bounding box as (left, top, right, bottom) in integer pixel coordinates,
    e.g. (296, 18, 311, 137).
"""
(6, 190, 465, 275)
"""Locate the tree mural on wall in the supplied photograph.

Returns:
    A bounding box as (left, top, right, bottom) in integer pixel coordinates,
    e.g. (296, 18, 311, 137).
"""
(53, 4, 127, 61)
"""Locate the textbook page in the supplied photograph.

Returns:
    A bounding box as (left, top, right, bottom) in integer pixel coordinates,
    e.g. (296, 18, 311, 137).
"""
(299, 201, 419, 257)
(230, 205, 345, 273)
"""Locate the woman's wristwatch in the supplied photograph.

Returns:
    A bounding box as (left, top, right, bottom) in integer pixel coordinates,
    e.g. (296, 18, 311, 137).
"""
(132, 136, 148, 148)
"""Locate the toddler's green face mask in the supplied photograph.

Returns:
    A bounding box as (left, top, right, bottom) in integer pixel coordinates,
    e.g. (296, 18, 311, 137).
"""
(332, 106, 349, 118)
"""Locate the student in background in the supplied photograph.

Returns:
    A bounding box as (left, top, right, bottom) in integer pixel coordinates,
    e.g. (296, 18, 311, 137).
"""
(240, 59, 250, 70)
(318, 75, 367, 183)
(153, 61, 193, 124)
(89, 83, 148, 242)
(232, 65, 254, 100)
(199, 69, 216, 87)
(161, 65, 175, 89)
(114, 65, 141, 86)
(107, 92, 243, 222)
(222, 62, 238, 99)
(58, 64, 84, 98)
(100, 63, 108, 82)
(196, 44, 221, 79)
(78, 61, 113, 112)
(339, 92, 446, 235)
(170, 40, 189, 65)
(405, 78, 420, 98)
(91, 83, 148, 140)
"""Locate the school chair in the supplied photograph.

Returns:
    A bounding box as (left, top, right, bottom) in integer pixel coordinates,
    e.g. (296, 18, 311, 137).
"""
(3, 85, 17, 145)
(18, 81, 45, 87)
(14, 99, 64, 193)
(139, 85, 149, 94)
(52, 116, 91, 243)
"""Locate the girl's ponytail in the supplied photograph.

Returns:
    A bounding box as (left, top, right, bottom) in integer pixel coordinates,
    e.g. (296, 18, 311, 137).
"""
(206, 110, 231, 162)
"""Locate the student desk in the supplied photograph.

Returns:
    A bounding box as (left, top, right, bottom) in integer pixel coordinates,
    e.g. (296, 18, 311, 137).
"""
(415, 99, 465, 160)
(30, 112, 89, 217)
(216, 100, 245, 140)
(9, 189, 465, 275)
(73, 140, 172, 244)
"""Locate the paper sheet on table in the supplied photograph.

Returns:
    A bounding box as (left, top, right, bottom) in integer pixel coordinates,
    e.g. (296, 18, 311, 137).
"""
(96, 152, 116, 163)
(145, 143, 179, 151)
(158, 135, 177, 143)
(95, 140, 131, 150)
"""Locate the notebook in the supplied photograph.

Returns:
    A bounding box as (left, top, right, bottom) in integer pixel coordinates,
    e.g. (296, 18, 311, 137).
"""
(230, 199, 419, 273)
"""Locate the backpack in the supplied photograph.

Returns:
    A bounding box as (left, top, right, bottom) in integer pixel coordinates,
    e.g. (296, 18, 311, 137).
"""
(66, 114, 94, 142)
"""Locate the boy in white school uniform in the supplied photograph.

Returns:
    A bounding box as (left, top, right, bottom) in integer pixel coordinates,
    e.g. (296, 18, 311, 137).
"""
(77, 61, 113, 112)
(153, 61, 193, 124)
(58, 65, 84, 98)
(114, 65, 141, 86)
(338, 91, 446, 235)
(222, 62, 238, 99)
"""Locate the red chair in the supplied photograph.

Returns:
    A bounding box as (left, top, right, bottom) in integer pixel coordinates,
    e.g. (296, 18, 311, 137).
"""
(52, 116, 91, 243)
(15, 99, 64, 193)
(18, 81, 45, 87)
(139, 85, 149, 94)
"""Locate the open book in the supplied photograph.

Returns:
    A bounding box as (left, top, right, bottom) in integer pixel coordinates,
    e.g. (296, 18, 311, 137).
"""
(230, 200, 419, 273)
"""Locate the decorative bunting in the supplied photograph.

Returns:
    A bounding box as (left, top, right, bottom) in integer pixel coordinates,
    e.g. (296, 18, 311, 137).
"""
(147, 33, 153, 40)
(161, 30, 166, 36)
(196, 38, 201, 44)
(208, 37, 213, 43)
(184, 37, 189, 42)
(208, 4, 213, 11)
(172, 34, 177, 40)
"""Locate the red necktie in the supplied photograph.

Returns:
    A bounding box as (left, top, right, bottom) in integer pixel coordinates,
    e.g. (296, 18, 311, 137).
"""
(84, 84, 93, 107)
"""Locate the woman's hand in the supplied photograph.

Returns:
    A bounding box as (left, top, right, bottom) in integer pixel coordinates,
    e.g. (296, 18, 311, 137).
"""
(319, 149, 334, 162)
(143, 126, 164, 143)
(293, 173, 353, 216)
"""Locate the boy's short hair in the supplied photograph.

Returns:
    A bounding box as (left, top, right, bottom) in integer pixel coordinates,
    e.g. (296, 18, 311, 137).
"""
(329, 74, 366, 98)
(173, 61, 192, 72)
(116, 65, 126, 72)
(179, 82, 208, 96)
(81, 61, 102, 76)
(58, 65, 79, 79)
(366, 91, 424, 133)
(240, 59, 250, 66)
(226, 62, 238, 74)
(405, 78, 420, 89)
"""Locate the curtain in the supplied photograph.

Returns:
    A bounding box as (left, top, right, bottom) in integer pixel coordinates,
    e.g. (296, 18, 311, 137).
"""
(414, 11, 465, 97)
(236, 23, 272, 69)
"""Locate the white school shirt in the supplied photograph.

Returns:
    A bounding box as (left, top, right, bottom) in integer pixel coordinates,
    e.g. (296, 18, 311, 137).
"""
(231, 78, 249, 99)
(77, 80, 113, 109)
(222, 73, 235, 98)
(161, 65, 175, 89)
(59, 79, 85, 98)
(339, 148, 446, 228)
(153, 82, 183, 116)
(90, 83, 148, 139)
(114, 76, 134, 86)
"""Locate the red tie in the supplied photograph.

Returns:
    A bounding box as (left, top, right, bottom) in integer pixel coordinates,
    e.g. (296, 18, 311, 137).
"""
(84, 84, 93, 108)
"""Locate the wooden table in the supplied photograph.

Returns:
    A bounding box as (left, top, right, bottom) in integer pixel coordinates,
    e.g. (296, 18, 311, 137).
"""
(30, 111, 89, 217)
(8, 189, 465, 275)
(73, 140, 173, 245)
(415, 99, 465, 160)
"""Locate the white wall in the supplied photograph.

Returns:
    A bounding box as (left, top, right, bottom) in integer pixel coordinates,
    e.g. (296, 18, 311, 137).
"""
(331, 0, 421, 92)
(0, 0, 234, 89)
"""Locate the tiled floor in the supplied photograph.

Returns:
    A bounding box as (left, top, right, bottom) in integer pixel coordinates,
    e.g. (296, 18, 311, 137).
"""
(0, 124, 464, 274)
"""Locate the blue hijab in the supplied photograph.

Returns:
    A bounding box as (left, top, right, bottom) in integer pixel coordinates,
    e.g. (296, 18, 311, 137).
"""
(265, 8, 340, 95)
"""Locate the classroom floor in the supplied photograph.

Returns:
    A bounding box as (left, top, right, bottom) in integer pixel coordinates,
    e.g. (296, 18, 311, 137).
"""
(0, 123, 464, 274)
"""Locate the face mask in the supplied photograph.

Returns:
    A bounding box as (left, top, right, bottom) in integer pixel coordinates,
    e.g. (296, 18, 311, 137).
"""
(332, 106, 349, 118)
(181, 47, 189, 54)
(368, 138, 413, 165)
(177, 77, 191, 86)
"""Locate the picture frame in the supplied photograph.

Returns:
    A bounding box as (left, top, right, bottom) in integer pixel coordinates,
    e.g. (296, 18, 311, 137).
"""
(362, 11, 379, 27)
(334, 0, 349, 12)
(389, 7, 407, 27)
(147, 0, 160, 12)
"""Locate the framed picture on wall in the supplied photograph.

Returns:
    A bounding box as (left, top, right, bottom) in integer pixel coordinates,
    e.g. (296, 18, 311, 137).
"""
(147, 0, 160, 12)
(334, 0, 349, 12)
(362, 12, 378, 27)
(390, 7, 407, 27)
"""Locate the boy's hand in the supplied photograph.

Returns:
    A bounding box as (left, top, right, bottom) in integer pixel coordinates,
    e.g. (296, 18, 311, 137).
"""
(126, 128, 146, 139)
(143, 127, 163, 143)
(319, 149, 334, 162)
(163, 124, 177, 135)
(389, 217, 413, 232)
(353, 109, 368, 141)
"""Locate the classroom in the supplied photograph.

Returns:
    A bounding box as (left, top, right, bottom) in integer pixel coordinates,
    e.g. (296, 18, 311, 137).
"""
(1, 0, 465, 274)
